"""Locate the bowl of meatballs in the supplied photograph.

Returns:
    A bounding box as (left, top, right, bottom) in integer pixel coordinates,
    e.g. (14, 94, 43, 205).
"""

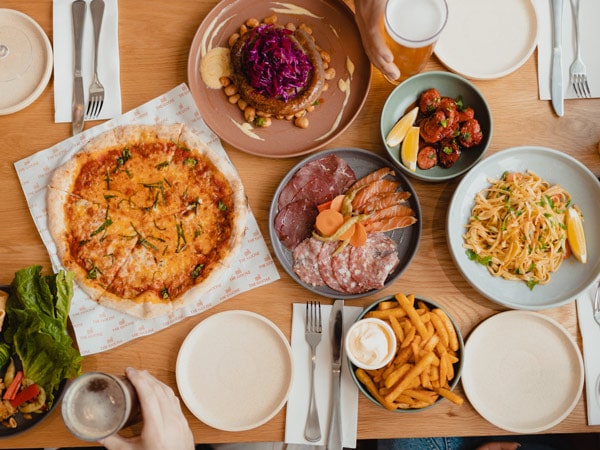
(380, 71, 492, 182)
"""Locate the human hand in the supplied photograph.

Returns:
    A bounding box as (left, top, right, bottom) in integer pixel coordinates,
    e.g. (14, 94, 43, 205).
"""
(476, 442, 521, 450)
(354, 0, 400, 82)
(99, 367, 194, 450)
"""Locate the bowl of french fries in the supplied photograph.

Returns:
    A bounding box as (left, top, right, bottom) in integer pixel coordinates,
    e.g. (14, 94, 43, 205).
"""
(349, 293, 465, 412)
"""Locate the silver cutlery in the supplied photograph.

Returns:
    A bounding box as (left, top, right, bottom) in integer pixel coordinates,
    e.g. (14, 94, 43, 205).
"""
(550, 0, 564, 117)
(71, 0, 86, 135)
(569, 0, 591, 98)
(86, 0, 106, 119)
(304, 301, 322, 442)
(593, 280, 600, 327)
(327, 299, 344, 450)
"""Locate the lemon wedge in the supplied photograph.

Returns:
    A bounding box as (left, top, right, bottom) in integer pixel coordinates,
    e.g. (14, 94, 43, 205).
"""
(566, 207, 587, 264)
(401, 126, 420, 172)
(386, 106, 419, 147)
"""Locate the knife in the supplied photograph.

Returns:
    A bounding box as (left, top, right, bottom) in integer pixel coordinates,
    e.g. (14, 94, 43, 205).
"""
(72, 0, 86, 135)
(327, 299, 344, 450)
(550, 0, 564, 117)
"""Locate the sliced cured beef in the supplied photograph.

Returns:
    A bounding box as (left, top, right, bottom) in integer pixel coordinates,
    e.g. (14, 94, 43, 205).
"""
(292, 238, 325, 286)
(317, 241, 344, 292)
(349, 233, 399, 291)
(274, 199, 319, 250)
(277, 155, 356, 210)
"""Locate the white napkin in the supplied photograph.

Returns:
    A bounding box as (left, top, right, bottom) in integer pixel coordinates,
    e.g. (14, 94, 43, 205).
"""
(285, 303, 361, 449)
(53, 0, 122, 122)
(576, 280, 600, 425)
(535, 0, 600, 99)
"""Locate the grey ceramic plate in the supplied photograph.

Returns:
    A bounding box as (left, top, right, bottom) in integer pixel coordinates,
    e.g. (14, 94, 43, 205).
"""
(269, 148, 422, 299)
(447, 146, 600, 309)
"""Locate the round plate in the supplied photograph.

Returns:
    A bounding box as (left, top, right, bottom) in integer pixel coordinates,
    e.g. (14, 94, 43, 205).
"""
(462, 311, 584, 433)
(434, 0, 537, 80)
(381, 71, 492, 182)
(447, 146, 600, 309)
(0, 9, 53, 115)
(187, 0, 371, 158)
(269, 148, 422, 299)
(176, 310, 293, 431)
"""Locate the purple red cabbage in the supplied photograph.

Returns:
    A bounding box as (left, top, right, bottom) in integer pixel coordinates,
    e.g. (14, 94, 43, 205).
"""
(242, 24, 314, 101)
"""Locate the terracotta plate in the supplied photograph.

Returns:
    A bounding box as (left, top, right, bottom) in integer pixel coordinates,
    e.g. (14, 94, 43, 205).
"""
(187, 0, 371, 158)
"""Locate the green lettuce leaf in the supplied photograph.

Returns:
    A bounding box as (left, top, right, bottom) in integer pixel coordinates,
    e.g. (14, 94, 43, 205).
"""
(4, 265, 82, 408)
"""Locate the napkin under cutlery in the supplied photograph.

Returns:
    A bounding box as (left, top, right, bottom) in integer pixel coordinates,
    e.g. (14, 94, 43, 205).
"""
(285, 303, 361, 448)
(535, 0, 600, 99)
(576, 280, 600, 425)
(53, 0, 122, 122)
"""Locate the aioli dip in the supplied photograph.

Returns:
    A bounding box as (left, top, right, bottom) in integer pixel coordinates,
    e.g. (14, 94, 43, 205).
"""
(345, 318, 396, 370)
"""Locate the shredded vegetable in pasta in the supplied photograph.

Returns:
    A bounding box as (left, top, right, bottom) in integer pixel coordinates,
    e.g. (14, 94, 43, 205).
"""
(463, 170, 574, 289)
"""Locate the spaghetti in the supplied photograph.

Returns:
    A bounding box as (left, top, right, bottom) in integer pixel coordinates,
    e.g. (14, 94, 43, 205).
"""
(463, 170, 573, 289)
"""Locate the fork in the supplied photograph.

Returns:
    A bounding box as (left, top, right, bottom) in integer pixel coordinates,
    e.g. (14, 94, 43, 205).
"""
(593, 280, 600, 327)
(86, 0, 106, 119)
(569, 0, 591, 98)
(304, 301, 322, 442)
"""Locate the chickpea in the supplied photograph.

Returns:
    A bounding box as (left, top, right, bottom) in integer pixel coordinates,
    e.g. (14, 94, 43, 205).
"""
(239, 24, 248, 35)
(294, 116, 309, 129)
(263, 14, 278, 24)
(256, 110, 271, 118)
(324, 67, 336, 80)
(285, 22, 296, 31)
(322, 82, 329, 92)
(320, 50, 331, 65)
(244, 106, 256, 123)
(306, 105, 315, 113)
(245, 18, 260, 28)
(298, 23, 312, 34)
(294, 110, 306, 118)
(219, 76, 231, 87)
(284, 114, 295, 121)
(228, 93, 241, 104)
(255, 116, 272, 128)
(228, 33, 240, 47)
(237, 98, 248, 111)
(223, 84, 238, 97)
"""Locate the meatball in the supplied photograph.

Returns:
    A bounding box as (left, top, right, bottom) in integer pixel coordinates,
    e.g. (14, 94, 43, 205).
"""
(438, 139, 461, 168)
(458, 118, 483, 147)
(418, 88, 441, 114)
(417, 146, 438, 170)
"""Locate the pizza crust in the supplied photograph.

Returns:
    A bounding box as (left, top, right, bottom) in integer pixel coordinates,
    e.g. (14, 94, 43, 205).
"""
(47, 124, 248, 319)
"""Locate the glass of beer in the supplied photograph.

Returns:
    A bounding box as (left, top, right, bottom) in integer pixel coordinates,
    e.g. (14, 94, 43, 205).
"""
(61, 372, 142, 441)
(383, 0, 448, 83)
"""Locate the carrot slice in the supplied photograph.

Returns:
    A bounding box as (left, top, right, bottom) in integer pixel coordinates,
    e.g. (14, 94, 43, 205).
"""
(350, 221, 368, 247)
(329, 194, 345, 212)
(3, 371, 23, 401)
(315, 209, 344, 236)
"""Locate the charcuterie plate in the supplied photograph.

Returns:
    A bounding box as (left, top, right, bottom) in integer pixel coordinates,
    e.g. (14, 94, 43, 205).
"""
(187, 0, 371, 158)
(269, 148, 422, 299)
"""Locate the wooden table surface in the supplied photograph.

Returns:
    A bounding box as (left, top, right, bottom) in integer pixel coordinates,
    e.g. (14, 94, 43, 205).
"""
(1, 0, 600, 447)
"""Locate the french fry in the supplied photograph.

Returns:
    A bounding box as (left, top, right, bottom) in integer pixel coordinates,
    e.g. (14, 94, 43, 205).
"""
(384, 351, 435, 403)
(433, 308, 459, 351)
(437, 387, 464, 406)
(377, 300, 399, 311)
(355, 368, 396, 411)
(389, 315, 404, 342)
(365, 307, 408, 320)
(384, 362, 412, 389)
(395, 293, 430, 339)
(429, 312, 449, 348)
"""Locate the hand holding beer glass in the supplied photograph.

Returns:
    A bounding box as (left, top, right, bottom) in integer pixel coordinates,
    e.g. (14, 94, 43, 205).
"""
(382, 0, 448, 83)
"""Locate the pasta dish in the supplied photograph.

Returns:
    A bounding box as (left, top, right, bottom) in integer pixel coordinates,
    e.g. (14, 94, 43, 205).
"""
(463, 170, 572, 289)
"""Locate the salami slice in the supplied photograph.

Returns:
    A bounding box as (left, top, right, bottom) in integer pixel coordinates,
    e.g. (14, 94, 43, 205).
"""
(292, 238, 325, 286)
(331, 245, 365, 294)
(317, 241, 344, 291)
(274, 199, 319, 250)
(349, 233, 399, 291)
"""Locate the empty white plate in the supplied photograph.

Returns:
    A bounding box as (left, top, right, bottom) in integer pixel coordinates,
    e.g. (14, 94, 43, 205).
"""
(434, 0, 537, 79)
(461, 311, 583, 433)
(176, 310, 293, 431)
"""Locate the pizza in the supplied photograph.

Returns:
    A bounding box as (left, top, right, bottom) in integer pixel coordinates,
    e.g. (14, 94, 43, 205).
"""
(47, 124, 248, 319)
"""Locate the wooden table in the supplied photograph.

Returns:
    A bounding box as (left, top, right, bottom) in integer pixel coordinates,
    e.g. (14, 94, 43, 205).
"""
(2, 0, 600, 447)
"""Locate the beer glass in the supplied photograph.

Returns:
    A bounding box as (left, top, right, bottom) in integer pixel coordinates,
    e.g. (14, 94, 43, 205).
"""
(62, 372, 142, 441)
(383, 0, 448, 83)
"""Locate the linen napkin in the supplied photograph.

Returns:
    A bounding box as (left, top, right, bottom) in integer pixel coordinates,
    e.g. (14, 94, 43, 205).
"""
(285, 303, 362, 448)
(535, 0, 600, 99)
(14, 83, 279, 356)
(575, 280, 600, 425)
(53, 0, 122, 122)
